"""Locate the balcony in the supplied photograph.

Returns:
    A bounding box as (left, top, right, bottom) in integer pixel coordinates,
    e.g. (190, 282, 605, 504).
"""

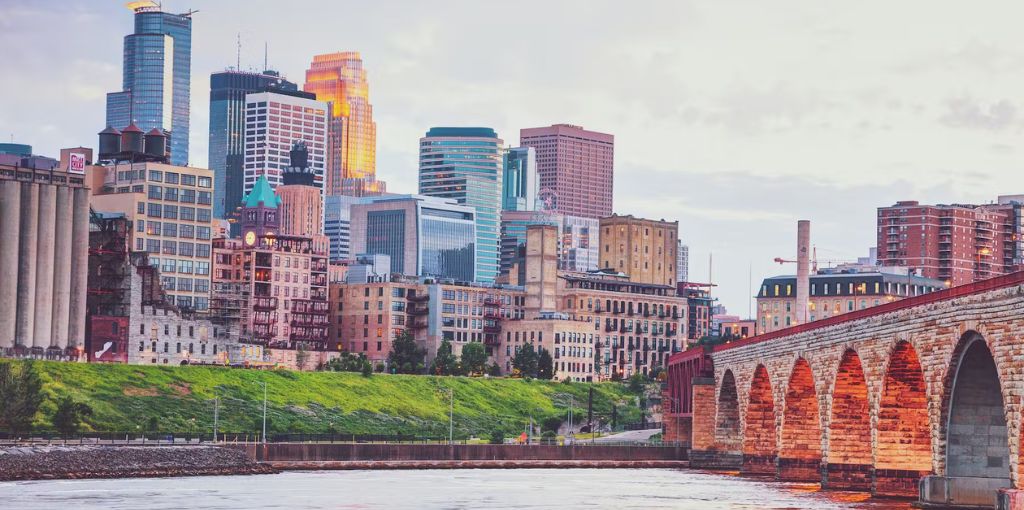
(483, 311, 501, 320)
(483, 324, 501, 334)
(291, 299, 328, 314)
(408, 293, 429, 302)
(484, 334, 501, 346)
(483, 297, 500, 307)
(253, 296, 278, 311)
(408, 306, 429, 316)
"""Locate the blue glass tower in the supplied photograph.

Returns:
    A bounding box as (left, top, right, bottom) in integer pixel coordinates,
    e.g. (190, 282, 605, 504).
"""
(419, 127, 503, 283)
(105, 3, 192, 166)
(208, 70, 298, 218)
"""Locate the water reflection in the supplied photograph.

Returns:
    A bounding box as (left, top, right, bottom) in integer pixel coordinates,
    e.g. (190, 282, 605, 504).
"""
(0, 468, 913, 510)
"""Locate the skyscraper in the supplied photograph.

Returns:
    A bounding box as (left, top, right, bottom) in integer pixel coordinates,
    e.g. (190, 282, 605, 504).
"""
(419, 127, 503, 283)
(242, 91, 327, 197)
(277, 141, 324, 238)
(502, 147, 537, 212)
(106, 1, 193, 166)
(208, 69, 298, 219)
(303, 52, 385, 196)
(520, 124, 614, 219)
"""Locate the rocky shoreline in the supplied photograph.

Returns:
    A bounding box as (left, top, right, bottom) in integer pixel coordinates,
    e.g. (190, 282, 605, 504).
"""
(0, 445, 277, 481)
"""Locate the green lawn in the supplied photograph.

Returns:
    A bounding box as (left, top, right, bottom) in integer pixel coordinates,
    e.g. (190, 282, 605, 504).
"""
(22, 361, 642, 438)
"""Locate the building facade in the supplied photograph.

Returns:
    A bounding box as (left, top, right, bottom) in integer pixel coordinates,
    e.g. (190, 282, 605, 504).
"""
(599, 214, 678, 286)
(303, 52, 384, 196)
(676, 241, 689, 283)
(519, 124, 614, 219)
(242, 91, 327, 196)
(324, 195, 362, 262)
(0, 148, 90, 358)
(88, 161, 215, 311)
(559, 215, 600, 273)
(419, 127, 503, 283)
(276, 141, 324, 238)
(208, 69, 299, 218)
(350, 195, 477, 282)
(877, 198, 1024, 286)
(502, 147, 537, 211)
(756, 268, 946, 334)
(106, 2, 192, 166)
(210, 177, 330, 369)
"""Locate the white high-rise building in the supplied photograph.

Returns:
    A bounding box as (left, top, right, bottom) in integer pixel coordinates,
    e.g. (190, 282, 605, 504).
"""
(243, 91, 328, 196)
(677, 240, 689, 283)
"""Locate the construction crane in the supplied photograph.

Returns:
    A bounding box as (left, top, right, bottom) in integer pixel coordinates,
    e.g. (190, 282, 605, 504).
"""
(773, 247, 853, 273)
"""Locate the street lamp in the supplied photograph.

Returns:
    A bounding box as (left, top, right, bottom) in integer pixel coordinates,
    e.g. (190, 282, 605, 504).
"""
(255, 381, 268, 444)
(445, 388, 454, 444)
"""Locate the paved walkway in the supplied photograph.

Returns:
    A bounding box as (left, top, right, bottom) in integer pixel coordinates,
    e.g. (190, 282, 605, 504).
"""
(592, 429, 662, 443)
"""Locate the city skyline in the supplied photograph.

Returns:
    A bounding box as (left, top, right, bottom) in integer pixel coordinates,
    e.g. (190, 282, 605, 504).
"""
(4, 1, 1024, 315)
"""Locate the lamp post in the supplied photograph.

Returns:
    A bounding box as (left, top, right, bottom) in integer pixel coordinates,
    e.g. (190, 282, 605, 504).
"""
(446, 388, 454, 444)
(255, 381, 267, 444)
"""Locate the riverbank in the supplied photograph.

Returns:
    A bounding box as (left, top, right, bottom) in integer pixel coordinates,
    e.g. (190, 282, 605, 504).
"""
(268, 459, 689, 470)
(0, 445, 276, 481)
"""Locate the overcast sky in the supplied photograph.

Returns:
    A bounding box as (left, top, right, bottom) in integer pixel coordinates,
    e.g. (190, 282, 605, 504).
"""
(3, 1, 1023, 316)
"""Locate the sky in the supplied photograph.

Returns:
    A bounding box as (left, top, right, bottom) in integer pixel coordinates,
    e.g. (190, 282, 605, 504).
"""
(3, 0, 1024, 317)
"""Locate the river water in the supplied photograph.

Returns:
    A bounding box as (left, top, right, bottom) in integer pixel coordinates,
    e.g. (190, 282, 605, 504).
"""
(0, 469, 912, 509)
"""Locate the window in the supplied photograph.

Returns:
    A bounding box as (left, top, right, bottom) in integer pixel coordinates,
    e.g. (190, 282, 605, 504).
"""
(162, 223, 177, 237)
(179, 225, 195, 238)
(163, 205, 178, 219)
(148, 185, 162, 199)
(162, 240, 177, 255)
(197, 227, 211, 240)
(146, 239, 160, 253)
(198, 176, 212, 188)
(180, 206, 195, 221)
(137, 202, 146, 214)
(181, 174, 197, 186)
(136, 220, 145, 233)
(148, 170, 163, 182)
(195, 244, 210, 258)
(147, 203, 162, 217)
(197, 209, 211, 222)
(195, 261, 210, 275)
(180, 189, 196, 203)
(194, 280, 209, 293)
(178, 260, 193, 274)
(198, 191, 212, 205)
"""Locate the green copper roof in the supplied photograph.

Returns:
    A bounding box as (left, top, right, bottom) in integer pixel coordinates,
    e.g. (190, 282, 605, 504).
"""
(243, 175, 281, 209)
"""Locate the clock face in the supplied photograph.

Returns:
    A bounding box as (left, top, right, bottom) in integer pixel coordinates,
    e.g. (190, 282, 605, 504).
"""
(244, 231, 256, 246)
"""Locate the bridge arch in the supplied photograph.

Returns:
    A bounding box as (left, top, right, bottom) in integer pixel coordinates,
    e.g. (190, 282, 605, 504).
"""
(939, 331, 1010, 484)
(875, 339, 932, 496)
(716, 369, 741, 451)
(742, 364, 776, 474)
(825, 348, 872, 489)
(779, 357, 822, 481)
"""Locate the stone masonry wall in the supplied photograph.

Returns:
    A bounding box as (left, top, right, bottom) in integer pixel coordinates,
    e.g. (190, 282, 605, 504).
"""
(700, 283, 1024, 490)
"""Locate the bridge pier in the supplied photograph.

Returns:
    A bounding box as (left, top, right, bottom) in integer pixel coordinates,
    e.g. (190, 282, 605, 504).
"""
(688, 377, 743, 470)
(873, 469, 931, 498)
(777, 457, 821, 482)
(740, 454, 775, 475)
(823, 463, 872, 491)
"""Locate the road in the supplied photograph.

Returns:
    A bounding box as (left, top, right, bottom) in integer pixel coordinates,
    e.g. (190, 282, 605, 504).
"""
(591, 428, 662, 443)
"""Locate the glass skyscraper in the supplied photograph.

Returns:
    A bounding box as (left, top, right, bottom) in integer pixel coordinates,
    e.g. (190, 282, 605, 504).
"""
(105, 2, 193, 166)
(502, 147, 537, 212)
(208, 70, 298, 219)
(419, 127, 503, 283)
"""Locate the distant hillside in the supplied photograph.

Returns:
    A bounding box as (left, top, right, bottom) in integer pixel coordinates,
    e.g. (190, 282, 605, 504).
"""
(22, 361, 643, 438)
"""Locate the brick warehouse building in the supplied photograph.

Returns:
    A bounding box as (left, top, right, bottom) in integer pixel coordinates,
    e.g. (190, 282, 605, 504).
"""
(876, 197, 1024, 286)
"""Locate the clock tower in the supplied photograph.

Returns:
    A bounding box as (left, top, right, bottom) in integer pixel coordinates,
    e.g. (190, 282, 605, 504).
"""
(240, 174, 281, 246)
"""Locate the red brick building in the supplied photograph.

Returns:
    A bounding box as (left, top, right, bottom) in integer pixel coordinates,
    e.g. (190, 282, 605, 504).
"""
(876, 197, 1024, 286)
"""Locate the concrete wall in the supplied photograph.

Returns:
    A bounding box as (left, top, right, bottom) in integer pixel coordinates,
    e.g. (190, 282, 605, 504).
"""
(244, 443, 686, 463)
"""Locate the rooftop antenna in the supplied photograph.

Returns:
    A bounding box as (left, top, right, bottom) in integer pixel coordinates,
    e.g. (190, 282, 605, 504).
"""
(264, 41, 268, 73)
(236, 33, 241, 70)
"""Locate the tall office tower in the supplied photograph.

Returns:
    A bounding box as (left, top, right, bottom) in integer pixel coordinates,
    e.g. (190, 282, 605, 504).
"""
(502, 147, 537, 211)
(419, 127, 503, 283)
(877, 199, 1023, 286)
(209, 69, 299, 219)
(106, 1, 193, 166)
(519, 124, 614, 219)
(599, 214, 678, 286)
(676, 240, 690, 283)
(324, 195, 362, 262)
(499, 210, 561, 279)
(350, 195, 477, 282)
(0, 147, 90, 357)
(303, 52, 385, 196)
(242, 91, 328, 197)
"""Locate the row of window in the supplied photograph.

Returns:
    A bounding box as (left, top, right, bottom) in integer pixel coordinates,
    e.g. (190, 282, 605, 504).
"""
(147, 170, 212, 188)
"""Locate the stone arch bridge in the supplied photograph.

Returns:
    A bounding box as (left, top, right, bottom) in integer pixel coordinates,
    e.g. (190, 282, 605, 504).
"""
(665, 272, 1024, 508)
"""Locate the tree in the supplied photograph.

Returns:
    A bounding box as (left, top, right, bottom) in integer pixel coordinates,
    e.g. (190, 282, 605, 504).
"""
(388, 330, 426, 374)
(511, 344, 539, 378)
(489, 427, 505, 444)
(487, 362, 502, 377)
(460, 343, 488, 376)
(52, 396, 93, 437)
(541, 416, 562, 433)
(537, 347, 554, 380)
(324, 353, 370, 373)
(0, 361, 42, 434)
(360, 359, 373, 377)
(430, 339, 459, 376)
(628, 372, 648, 393)
(295, 345, 309, 370)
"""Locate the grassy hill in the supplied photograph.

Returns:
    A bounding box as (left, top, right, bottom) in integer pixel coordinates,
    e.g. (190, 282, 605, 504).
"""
(21, 361, 643, 438)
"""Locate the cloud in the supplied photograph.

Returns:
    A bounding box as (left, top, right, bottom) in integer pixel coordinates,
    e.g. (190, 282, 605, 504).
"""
(939, 96, 1018, 131)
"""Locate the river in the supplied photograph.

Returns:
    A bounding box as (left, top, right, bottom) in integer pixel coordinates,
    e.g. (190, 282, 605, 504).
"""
(0, 469, 912, 509)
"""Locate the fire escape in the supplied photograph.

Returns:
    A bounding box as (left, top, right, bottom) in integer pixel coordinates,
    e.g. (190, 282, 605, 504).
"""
(483, 296, 502, 346)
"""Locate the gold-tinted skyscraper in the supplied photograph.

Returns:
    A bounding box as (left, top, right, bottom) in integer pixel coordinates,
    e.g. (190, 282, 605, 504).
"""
(303, 52, 385, 197)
